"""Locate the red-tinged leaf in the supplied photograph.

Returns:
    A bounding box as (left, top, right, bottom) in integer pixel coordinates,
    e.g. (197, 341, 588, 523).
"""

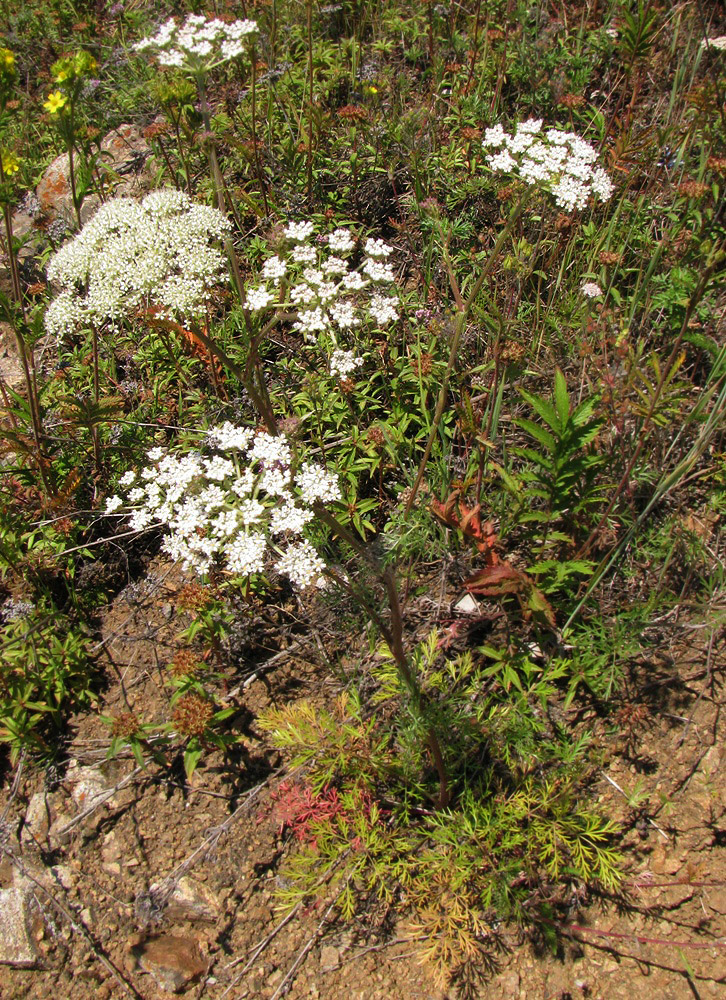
(430, 494, 500, 562)
(464, 563, 556, 627)
(464, 563, 523, 593)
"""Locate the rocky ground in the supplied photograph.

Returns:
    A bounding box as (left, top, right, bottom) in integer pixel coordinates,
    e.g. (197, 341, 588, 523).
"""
(0, 557, 724, 1000)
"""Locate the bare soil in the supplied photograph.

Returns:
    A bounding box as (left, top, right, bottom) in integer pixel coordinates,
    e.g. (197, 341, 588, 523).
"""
(1, 559, 724, 1000)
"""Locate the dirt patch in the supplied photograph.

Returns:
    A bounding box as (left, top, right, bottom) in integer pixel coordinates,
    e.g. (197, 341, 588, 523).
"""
(0, 561, 723, 1000)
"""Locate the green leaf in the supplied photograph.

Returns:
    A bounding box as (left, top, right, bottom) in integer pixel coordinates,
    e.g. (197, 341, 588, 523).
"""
(183, 746, 204, 780)
(519, 388, 559, 432)
(553, 369, 570, 427)
(515, 419, 556, 454)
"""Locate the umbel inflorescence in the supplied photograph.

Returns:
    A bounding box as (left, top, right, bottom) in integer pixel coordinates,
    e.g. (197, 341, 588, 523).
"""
(243, 221, 400, 380)
(482, 119, 614, 211)
(106, 423, 341, 588)
(133, 13, 258, 71)
(44, 190, 231, 338)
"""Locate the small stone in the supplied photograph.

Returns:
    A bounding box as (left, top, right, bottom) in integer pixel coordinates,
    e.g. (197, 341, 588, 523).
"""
(150, 876, 221, 923)
(20, 793, 54, 848)
(319, 944, 340, 972)
(0, 888, 41, 967)
(134, 934, 208, 993)
(700, 746, 721, 777)
(67, 761, 112, 812)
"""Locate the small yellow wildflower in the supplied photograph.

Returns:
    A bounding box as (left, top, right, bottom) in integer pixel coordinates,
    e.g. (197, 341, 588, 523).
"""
(44, 90, 68, 114)
(0, 149, 20, 175)
(363, 84, 378, 95)
(0, 48, 15, 72)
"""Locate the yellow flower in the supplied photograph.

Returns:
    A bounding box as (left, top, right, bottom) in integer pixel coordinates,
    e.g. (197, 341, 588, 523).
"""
(0, 48, 15, 72)
(43, 90, 68, 114)
(0, 149, 20, 175)
(363, 84, 378, 95)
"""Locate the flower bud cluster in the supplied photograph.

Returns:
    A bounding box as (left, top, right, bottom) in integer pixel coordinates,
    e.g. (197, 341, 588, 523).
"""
(244, 221, 400, 382)
(482, 119, 614, 212)
(45, 190, 231, 337)
(106, 423, 340, 588)
(133, 14, 258, 72)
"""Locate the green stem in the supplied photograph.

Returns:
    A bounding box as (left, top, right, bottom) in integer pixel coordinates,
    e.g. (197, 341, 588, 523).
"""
(315, 507, 450, 809)
(404, 192, 530, 515)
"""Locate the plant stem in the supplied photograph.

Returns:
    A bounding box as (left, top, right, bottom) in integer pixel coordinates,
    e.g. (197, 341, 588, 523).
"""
(0, 171, 51, 495)
(404, 193, 530, 515)
(315, 507, 450, 809)
(577, 250, 722, 558)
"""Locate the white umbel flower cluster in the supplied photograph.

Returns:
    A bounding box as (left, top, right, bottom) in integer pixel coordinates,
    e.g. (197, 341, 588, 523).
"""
(580, 280, 603, 299)
(242, 222, 401, 387)
(482, 119, 614, 211)
(133, 14, 257, 72)
(329, 348, 363, 380)
(45, 190, 231, 337)
(106, 423, 339, 588)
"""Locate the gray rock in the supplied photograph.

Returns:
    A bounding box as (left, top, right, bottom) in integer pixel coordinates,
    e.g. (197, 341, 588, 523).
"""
(21, 792, 56, 848)
(150, 876, 221, 923)
(0, 887, 41, 967)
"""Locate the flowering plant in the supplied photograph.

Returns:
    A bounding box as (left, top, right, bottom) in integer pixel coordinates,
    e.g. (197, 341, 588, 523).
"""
(482, 119, 614, 211)
(44, 189, 231, 337)
(133, 14, 258, 72)
(244, 221, 400, 382)
(106, 422, 341, 588)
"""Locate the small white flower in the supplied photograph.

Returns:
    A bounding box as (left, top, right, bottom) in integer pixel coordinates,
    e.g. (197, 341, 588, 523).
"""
(362, 258, 395, 283)
(368, 293, 399, 326)
(239, 498, 266, 525)
(292, 245, 317, 263)
(226, 532, 267, 576)
(329, 300, 360, 329)
(204, 456, 235, 481)
(284, 220, 315, 242)
(295, 462, 341, 504)
(245, 286, 274, 311)
(294, 307, 330, 334)
(269, 501, 314, 536)
(261, 255, 287, 282)
(342, 271, 367, 291)
(250, 433, 292, 467)
(482, 124, 507, 147)
(364, 237, 393, 258)
(105, 495, 123, 514)
(581, 281, 603, 299)
(119, 471, 136, 487)
(275, 539, 326, 589)
(328, 228, 355, 253)
(488, 149, 516, 172)
(330, 348, 363, 379)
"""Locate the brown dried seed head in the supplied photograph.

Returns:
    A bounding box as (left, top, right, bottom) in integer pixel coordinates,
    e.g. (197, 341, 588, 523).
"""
(111, 712, 140, 740)
(169, 648, 202, 678)
(707, 156, 726, 173)
(366, 425, 385, 448)
(460, 127, 482, 141)
(500, 341, 526, 363)
(176, 582, 212, 612)
(337, 104, 368, 121)
(677, 181, 709, 198)
(598, 251, 621, 266)
(558, 93, 585, 109)
(143, 122, 171, 140)
(172, 694, 214, 738)
(410, 352, 433, 376)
